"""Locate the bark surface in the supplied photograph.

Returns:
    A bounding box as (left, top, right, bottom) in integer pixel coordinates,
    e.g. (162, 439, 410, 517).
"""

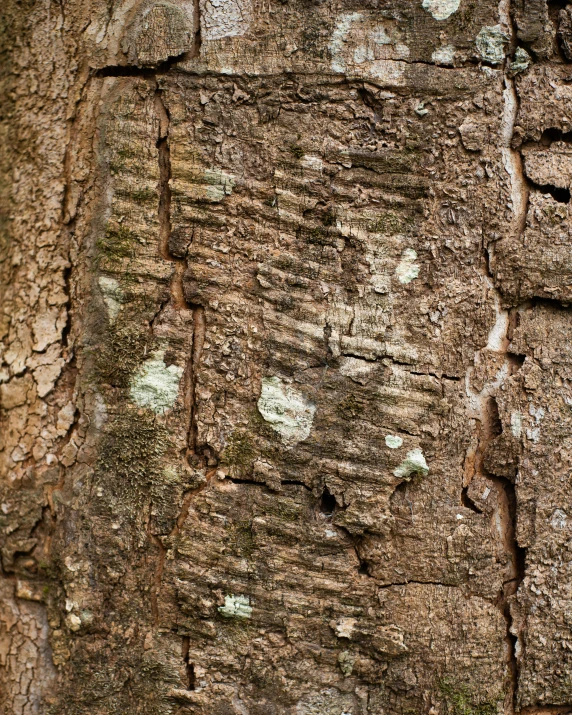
(1, 0, 572, 713)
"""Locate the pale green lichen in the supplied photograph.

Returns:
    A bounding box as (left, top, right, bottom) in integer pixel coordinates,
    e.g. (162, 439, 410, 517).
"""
(257, 376, 316, 447)
(476, 25, 507, 65)
(395, 248, 420, 284)
(393, 448, 429, 478)
(385, 434, 403, 449)
(204, 169, 235, 201)
(218, 594, 252, 619)
(422, 0, 460, 21)
(508, 47, 531, 76)
(98, 275, 123, 323)
(130, 349, 184, 413)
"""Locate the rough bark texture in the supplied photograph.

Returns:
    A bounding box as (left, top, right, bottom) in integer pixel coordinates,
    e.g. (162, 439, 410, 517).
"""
(2, 0, 572, 713)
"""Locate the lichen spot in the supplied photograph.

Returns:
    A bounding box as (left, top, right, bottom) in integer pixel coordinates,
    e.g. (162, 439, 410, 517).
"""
(393, 448, 429, 479)
(385, 435, 403, 449)
(130, 350, 184, 414)
(98, 276, 122, 324)
(257, 376, 316, 447)
(422, 0, 460, 21)
(218, 594, 252, 619)
(395, 248, 420, 284)
(476, 25, 507, 65)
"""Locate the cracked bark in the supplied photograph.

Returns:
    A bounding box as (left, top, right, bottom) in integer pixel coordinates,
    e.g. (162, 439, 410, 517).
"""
(3, 0, 572, 713)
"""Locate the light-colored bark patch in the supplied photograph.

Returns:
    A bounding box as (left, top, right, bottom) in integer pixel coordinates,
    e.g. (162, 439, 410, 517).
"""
(395, 248, 420, 284)
(98, 276, 123, 324)
(421, 0, 460, 21)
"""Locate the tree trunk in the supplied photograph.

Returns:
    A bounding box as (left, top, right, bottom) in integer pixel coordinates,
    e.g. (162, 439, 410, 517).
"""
(1, 0, 571, 713)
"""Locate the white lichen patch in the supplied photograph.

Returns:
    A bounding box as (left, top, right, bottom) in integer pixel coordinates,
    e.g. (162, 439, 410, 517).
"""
(98, 275, 123, 323)
(476, 25, 507, 65)
(393, 448, 429, 479)
(422, 0, 460, 21)
(257, 376, 316, 447)
(395, 248, 420, 284)
(385, 435, 403, 449)
(130, 350, 184, 414)
(431, 44, 455, 65)
(218, 594, 252, 619)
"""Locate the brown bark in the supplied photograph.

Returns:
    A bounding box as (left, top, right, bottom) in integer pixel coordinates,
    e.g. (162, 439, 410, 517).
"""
(1, 0, 572, 713)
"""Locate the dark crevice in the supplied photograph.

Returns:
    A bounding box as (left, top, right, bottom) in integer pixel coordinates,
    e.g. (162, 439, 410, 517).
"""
(409, 370, 461, 382)
(377, 579, 452, 589)
(487, 396, 503, 438)
(94, 53, 188, 79)
(319, 487, 337, 516)
(61, 263, 73, 349)
(323, 322, 333, 362)
(527, 178, 570, 203)
(529, 295, 572, 310)
(540, 127, 572, 146)
(461, 487, 482, 514)
(478, 393, 526, 709)
(497, 474, 526, 707)
(155, 88, 207, 468)
(182, 636, 195, 690)
(340, 351, 460, 383)
(282, 479, 313, 492)
(332, 520, 373, 577)
(193, 0, 202, 57)
(226, 476, 272, 489)
(507, 351, 526, 370)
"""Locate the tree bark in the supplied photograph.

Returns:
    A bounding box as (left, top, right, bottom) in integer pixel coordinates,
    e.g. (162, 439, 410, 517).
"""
(1, 0, 572, 713)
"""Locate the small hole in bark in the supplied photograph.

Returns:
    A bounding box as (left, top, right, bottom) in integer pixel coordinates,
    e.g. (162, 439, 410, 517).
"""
(319, 487, 337, 516)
